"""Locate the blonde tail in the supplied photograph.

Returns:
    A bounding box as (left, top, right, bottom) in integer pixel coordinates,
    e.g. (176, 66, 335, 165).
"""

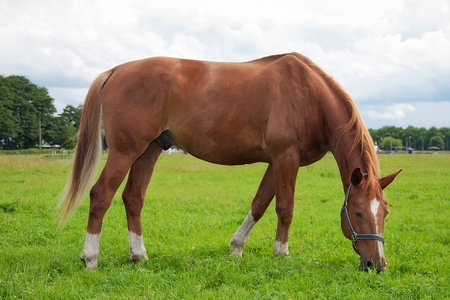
(58, 70, 112, 225)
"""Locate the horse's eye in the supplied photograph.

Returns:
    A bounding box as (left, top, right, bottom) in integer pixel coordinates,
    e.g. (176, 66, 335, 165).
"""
(354, 211, 363, 218)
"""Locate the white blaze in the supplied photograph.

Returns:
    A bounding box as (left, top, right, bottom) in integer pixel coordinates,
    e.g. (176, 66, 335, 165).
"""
(370, 198, 380, 234)
(370, 198, 384, 257)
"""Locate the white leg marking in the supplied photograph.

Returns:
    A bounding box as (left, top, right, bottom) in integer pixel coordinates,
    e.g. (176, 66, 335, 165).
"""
(80, 232, 100, 269)
(129, 231, 148, 262)
(230, 210, 256, 257)
(273, 241, 289, 256)
(370, 198, 384, 257)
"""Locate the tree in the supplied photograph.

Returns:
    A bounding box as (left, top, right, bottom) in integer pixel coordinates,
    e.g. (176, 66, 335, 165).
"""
(0, 83, 16, 148)
(429, 136, 444, 149)
(48, 105, 82, 149)
(376, 126, 404, 140)
(0, 75, 56, 149)
(53, 110, 79, 149)
(60, 105, 82, 131)
(425, 127, 439, 149)
(439, 127, 450, 150)
(369, 125, 450, 152)
(0, 75, 55, 149)
(380, 137, 402, 151)
(403, 125, 420, 149)
(417, 127, 428, 151)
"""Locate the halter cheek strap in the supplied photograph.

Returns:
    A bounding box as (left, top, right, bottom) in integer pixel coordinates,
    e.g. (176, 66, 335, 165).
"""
(340, 173, 385, 255)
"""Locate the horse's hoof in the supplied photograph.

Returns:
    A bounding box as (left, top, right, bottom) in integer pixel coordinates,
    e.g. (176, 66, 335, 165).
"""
(230, 238, 244, 258)
(273, 241, 289, 257)
(80, 254, 98, 269)
(130, 252, 148, 262)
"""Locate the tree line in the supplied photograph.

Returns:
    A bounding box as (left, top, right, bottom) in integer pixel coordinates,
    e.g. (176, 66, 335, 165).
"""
(0, 75, 449, 151)
(0, 75, 80, 150)
(369, 126, 449, 151)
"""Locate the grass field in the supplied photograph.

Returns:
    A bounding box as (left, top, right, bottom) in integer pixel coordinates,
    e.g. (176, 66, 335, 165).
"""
(0, 153, 448, 299)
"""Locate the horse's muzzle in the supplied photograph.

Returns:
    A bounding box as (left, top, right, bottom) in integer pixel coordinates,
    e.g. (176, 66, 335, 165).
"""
(361, 257, 386, 273)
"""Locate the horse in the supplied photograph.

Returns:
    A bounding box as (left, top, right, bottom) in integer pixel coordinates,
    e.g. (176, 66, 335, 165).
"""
(58, 52, 401, 272)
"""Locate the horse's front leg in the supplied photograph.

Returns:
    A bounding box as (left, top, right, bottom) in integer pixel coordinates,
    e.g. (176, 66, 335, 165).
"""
(122, 142, 162, 262)
(271, 149, 300, 256)
(230, 164, 275, 257)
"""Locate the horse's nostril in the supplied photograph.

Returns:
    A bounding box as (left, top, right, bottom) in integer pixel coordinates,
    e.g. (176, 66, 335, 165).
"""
(366, 260, 373, 269)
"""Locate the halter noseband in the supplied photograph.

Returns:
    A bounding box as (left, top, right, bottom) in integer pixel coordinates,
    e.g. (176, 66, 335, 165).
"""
(341, 173, 385, 255)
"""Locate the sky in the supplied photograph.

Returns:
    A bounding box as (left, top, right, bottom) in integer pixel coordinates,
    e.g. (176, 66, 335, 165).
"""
(1, 0, 449, 129)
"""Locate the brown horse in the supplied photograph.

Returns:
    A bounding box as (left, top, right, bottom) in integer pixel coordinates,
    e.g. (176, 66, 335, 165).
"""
(58, 53, 401, 272)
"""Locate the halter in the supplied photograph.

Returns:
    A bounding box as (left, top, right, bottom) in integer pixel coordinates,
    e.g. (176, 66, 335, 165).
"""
(341, 173, 385, 255)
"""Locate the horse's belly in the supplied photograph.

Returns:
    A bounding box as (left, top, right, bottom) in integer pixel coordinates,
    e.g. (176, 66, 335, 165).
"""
(167, 129, 270, 165)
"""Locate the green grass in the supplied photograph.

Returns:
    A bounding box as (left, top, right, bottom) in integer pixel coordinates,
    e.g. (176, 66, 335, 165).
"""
(0, 153, 448, 299)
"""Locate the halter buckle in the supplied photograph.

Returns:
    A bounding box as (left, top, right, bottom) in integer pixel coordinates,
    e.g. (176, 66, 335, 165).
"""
(351, 233, 358, 243)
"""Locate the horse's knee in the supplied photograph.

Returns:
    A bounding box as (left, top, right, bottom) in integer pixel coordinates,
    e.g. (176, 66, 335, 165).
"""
(89, 186, 111, 218)
(122, 192, 144, 217)
(250, 206, 264, 222)
(275, 204, 293, 225)
(250, 196, 274, 221)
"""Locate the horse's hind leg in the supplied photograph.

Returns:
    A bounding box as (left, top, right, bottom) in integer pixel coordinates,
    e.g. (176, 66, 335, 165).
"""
(122, 142, 163, 262)
(81, 152, 137, 268)
(230, 164, 275, 257)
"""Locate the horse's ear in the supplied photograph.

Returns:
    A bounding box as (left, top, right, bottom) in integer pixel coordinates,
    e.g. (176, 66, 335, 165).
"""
(351, 167, 364, 187)
(379, 169, 402, 190)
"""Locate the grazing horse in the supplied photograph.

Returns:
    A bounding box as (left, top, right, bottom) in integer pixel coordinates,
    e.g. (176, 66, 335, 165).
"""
(58, 53, 401, 272)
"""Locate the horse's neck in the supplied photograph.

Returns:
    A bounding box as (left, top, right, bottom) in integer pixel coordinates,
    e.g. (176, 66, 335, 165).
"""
(318, 78, 372, 191)
(331, 135, 365, 190)
(321, 98, 365, 190)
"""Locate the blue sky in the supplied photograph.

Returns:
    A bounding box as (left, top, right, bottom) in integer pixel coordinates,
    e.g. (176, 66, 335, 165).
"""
(1, 0, 449, 129)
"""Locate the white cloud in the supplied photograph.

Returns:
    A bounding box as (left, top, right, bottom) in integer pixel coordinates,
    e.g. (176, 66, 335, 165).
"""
(48, 87, 89, 112)
(360, 101, 450, 129)
(365, 103, 415, 120)
(167, 34, 205, 59)
(327, 29, 450, 105)
(392, 0, 450, 39)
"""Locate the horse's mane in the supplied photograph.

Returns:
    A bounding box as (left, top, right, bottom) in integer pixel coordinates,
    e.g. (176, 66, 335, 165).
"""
(328, 80, 380, 178)
(290, 53, 380, 179)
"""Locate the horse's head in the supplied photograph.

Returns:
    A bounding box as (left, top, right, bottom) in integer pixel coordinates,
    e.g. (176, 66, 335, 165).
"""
(340, 167, 402, 272)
